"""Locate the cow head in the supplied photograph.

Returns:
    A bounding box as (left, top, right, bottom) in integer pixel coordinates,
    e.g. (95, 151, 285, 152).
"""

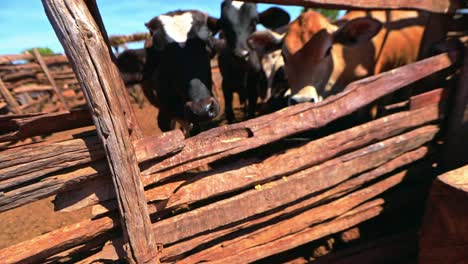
(145, 10, 220, 125)
(218, 0, 290, 69)
(283, 11, 382, 104)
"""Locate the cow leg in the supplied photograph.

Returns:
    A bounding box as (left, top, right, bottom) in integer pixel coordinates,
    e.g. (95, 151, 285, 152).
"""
(246, 72, 259, 119)
(222, 79, 235, 123)
(157, 109, 172, 132)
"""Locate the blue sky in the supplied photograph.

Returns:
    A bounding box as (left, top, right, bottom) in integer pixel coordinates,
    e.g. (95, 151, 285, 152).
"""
(0, 1, 303, 55)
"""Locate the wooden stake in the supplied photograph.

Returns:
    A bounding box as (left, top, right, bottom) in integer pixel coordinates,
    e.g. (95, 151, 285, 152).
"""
(0, 77, 22, 114)
(41, 0, 159, 263)
(32, 48, 70, 110)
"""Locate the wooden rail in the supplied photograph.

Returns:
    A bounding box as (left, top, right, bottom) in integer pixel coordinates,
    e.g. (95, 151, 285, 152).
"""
(241, 0, 462, 14)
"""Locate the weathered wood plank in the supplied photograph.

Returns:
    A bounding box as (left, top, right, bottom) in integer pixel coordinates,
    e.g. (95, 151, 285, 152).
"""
(109, 32, 150, 46)
(0, 161, 108, 212)
(84, 0, 142, 141)
(0, 109, 93, 143)
(177, 169, 411, 264)
(160, 146, 429, 262)
(6, 145, 428, 264)
(151, 126, 438, 245)
(0, 54, 68, 65)
(0, 130, 184, 213)
(240, 0, 460, 14)
(42, 0, 158, 263)
(12, 85, 54, 93)
(133, 130, 185, 163)
(53, 102, 442, 214)
(0, 216, 116, 264)
(0, 136, 105, 191)
(32, 48, 70, 110)
(141, 52, 457, 184)
(0, 77, 21, 114)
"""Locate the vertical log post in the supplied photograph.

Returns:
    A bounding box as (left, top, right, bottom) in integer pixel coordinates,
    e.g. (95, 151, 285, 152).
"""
(41, 0, 159, 263)
(32, 48, 70, 110)
(0, 77, 22, 114)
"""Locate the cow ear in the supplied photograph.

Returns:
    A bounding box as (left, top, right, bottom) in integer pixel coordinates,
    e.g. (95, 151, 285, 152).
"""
(248, 30, 284, 53)
(259, 7, 290, 29)
(207, 16, 220, 35)
(333, 17, 382, 46)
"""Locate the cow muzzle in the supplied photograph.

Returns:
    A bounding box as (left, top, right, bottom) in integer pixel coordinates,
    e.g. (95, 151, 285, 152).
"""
(233, 48, 250, 60)
(288, 86, 323, 105)
(184, 97, 220, 122)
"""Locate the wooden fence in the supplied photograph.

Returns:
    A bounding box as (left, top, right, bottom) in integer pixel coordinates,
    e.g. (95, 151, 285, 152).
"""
(0, 0, 466, 263)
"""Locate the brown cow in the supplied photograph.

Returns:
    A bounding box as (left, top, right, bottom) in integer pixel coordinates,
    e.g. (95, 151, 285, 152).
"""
(282, 10, 428, 106)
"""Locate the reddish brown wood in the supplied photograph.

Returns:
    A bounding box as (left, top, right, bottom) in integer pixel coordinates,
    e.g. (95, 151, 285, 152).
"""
(109, 32, 150, 46)
(15, 146, 428, 264)
(419, 165, 468, 264)
(178, 169, 411, 264)
(52, 102, 442, 214)
(0, 161, 108, 212)
(0, 77, 21, 114)
(241, 0, 460, 13)
(0, 216, 116, 264)
(149, 106, 440, 212)
(410, 88, 445, 110)
(32, 48, 70, 110)
(160, 146, 429, 262)
(151, 126, 437, 246)
(0, 109, 93, 143)
(0, 130, 184, 213)
(141, 52, 457, 184)
(0, 54, 68, 64)
(133, 130, 185, 163)
(12, 85, 53, 93)
(42, 0, 158, 263)
(0, 136, 105, 191)
(84, 0, 142, 141)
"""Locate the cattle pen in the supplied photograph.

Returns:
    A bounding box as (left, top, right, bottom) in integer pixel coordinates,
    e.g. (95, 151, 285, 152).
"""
(0, 0, 467, 263)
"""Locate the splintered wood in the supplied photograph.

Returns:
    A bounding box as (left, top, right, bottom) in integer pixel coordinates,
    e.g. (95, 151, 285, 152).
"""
(42, 0, 158, 262)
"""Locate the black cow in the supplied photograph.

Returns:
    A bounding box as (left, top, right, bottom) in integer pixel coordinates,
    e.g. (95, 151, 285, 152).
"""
(216, 0, 290, 122)
(116, 48, 146, 85)
(117, 10, 221, 134)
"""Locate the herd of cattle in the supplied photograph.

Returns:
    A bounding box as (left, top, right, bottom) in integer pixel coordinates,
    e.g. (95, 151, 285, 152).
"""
(116, 0, 431, 135)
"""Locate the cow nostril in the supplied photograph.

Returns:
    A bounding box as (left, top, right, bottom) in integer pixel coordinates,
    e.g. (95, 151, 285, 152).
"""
(206, 100, 218, 118)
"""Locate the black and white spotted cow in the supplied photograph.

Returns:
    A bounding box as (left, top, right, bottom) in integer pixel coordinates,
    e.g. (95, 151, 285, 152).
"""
(216, 0, 290, 122)
(122, 10, 221, 134)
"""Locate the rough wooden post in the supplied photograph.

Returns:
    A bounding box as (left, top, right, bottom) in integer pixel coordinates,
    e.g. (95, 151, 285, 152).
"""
(41, 0, 159, 263)
(32, 48, 71, 110)
(84, 0, 143, 140)
(0, 77, 22, 114)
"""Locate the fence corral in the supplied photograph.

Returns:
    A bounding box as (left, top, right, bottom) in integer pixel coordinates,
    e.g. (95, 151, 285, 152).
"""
(0, 0, 467, 264)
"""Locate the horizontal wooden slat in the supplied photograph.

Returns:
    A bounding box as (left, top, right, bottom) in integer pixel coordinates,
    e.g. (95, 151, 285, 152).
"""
(53, 101, 443, 214)
(0, 109, 93, 143)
